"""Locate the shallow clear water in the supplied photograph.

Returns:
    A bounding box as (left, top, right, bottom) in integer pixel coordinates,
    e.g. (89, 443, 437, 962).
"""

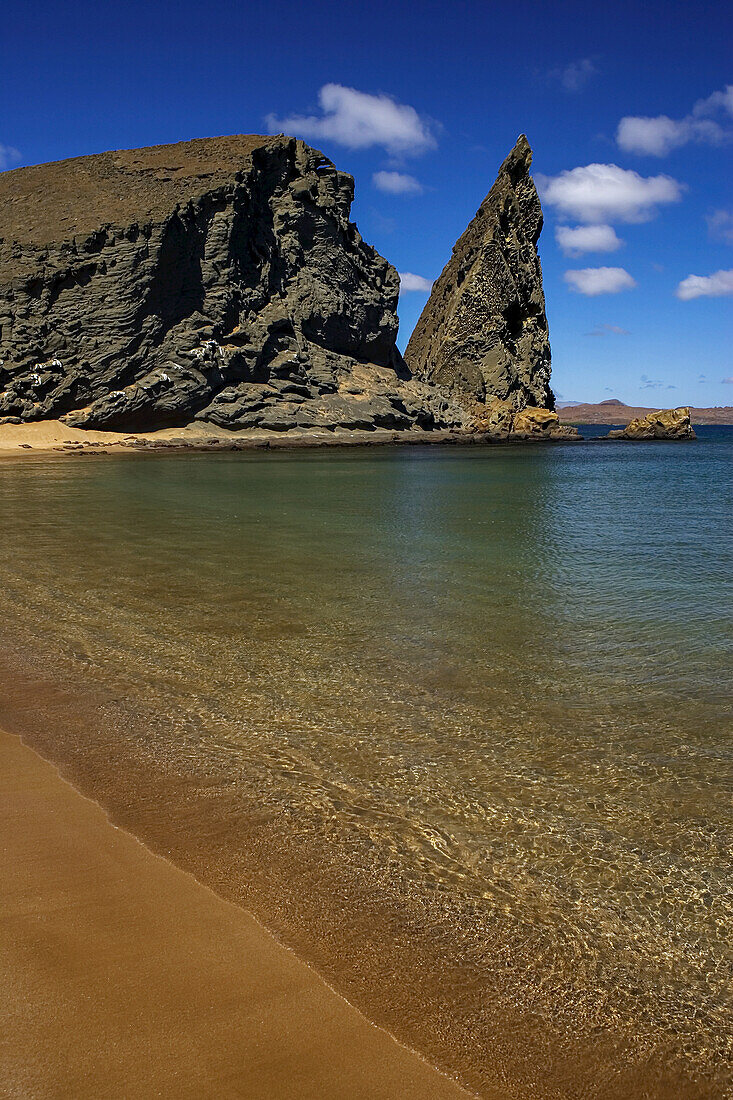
(0, 429, 731, 1097)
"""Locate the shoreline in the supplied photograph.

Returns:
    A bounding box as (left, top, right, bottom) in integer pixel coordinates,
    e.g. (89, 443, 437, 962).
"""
(0, 418, 579, 457)
(0, 720, 473, 1099)
(0, 417, 707, 459)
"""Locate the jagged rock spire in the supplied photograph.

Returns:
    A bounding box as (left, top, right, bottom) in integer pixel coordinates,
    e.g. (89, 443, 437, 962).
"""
(405, 134, 554, 411)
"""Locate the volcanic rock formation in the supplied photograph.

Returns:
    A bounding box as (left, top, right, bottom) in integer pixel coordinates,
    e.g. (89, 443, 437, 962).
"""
(405, 135, 554, 411)
(607, 407, 696, 440)
(467, 401, 578, 442)
(0, 136, 462, 433)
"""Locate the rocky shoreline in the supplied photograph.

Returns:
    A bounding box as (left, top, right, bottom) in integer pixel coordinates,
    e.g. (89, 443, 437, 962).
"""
(0, 408, 697, 460)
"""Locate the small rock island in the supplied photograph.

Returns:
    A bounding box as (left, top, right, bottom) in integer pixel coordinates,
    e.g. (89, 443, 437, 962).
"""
(607, 407, 695, 440)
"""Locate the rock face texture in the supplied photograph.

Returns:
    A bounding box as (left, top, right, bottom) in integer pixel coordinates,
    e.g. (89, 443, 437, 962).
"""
(404, 135, 553, 411)
(607, 407, 696, 440)
(469, 401, 578, 441)
(0, 136, 462, 432)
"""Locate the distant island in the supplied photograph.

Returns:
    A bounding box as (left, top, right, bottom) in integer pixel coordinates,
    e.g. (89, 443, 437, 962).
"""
(558, 398, 733, 425)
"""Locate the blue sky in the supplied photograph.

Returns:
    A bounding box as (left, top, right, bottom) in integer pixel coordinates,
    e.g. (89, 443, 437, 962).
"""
(2, 0, 731, 405)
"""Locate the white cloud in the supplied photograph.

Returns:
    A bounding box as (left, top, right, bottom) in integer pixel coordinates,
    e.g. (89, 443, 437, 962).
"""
(722, 377, 733, 384)
(617, 116, 679, 157)
(0, 143, 21, 171)
(537, 164, 683, 224)
(550, 58, 597, 92)
(398, 272, 434, 293)
(707, 209, 733, 244)
(266, 84, 436, 157)
(675, 268, 733, 300)
(616, 114, 725, 156)
(372, 170, 423, 195)
(564, 267, 637, 296)
(616, 84, 733, 155)
(555, 223, 622, 256)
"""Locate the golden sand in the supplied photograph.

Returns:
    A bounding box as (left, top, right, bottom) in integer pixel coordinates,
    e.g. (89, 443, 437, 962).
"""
(0, 726, 470, 1099)
(0, 418, 217, 453)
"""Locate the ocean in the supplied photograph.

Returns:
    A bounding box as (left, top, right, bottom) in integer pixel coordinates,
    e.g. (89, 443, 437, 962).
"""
(1, 427, 730, 1098)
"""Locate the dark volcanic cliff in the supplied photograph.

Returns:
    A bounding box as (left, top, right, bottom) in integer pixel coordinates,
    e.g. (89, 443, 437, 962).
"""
(0, 136, 460, 432)
(405, 135, 554, 411)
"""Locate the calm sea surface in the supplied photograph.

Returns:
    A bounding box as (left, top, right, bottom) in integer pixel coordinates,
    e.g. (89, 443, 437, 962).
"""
(0, 428, 731, 1098)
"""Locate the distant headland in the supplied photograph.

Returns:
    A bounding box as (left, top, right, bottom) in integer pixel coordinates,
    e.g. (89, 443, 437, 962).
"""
(558, 399, 733, 425)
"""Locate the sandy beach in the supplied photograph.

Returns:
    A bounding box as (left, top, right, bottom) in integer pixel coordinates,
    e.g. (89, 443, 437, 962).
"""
(0, 725, 471, 1099)
(0, 418, 456, 457)
(0, 418, 297, 455)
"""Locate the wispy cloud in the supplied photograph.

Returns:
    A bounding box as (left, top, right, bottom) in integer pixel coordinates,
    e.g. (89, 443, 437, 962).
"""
(0, 143, 21, 171)
(398, 272, 434, 293)
(698, 86, 733, 113)
(722, 377, 733, 384)
(266, 84, 436, 157)
(556, 224, 622, 256)
(707, 209, 733, 244)
(372, 170, 423, 195)
(549, 58, 597, 93)
(675, 268, 733, 300)
(640, 374, 666, 389)
(616, 84, 733, 156)
(537, 164, 683, 224)
(585, 323, 630, 336)
(564, 267, 637, 296)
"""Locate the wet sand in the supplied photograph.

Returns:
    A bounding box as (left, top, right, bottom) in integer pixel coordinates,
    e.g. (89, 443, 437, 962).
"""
(0, 726, 471, 1099)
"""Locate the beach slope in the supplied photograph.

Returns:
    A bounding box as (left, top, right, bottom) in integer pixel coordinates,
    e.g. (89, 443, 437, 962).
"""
(0, 727, 471, 1100)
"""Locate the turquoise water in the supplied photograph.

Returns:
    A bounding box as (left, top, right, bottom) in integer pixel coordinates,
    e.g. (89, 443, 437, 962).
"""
(0, 429, 731, 1097)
